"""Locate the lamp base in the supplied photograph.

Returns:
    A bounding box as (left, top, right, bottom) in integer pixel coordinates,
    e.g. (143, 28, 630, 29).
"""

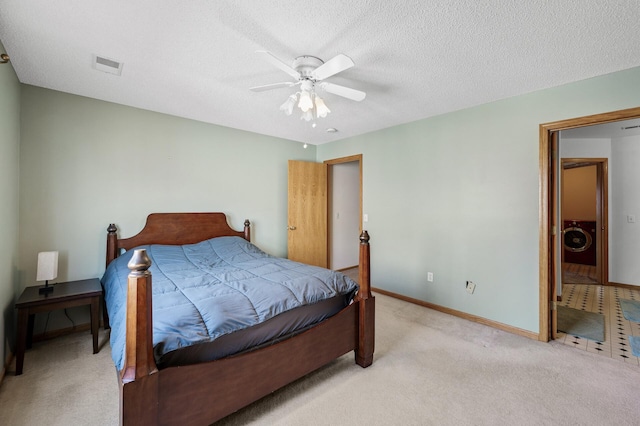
(39, 284, 54, 295)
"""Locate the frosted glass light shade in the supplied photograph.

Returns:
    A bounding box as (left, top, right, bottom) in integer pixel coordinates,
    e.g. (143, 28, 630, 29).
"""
(315, 96, 330, 118)
(36, 251, 59, 282)
(279, 94, 297, 116)
(300, 109, 313, 122)
(298, 90, 313, 112)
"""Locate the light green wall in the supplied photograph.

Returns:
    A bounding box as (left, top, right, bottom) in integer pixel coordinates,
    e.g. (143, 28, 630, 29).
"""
(318, 66, 640, 333)
(12, 63, 640, 338)
(0, 40, 21, 370)
(19, 86, 314, 332)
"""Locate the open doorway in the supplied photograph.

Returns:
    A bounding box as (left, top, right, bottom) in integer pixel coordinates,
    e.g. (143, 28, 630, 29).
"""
(560, 159, 607, 286)
(286, 155, 362, 270)
(325, 154, 362, 271)
(539, 106, 640, 344)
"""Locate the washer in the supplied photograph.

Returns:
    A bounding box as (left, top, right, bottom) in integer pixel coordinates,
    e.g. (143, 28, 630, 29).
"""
(563, 220, 596, 265)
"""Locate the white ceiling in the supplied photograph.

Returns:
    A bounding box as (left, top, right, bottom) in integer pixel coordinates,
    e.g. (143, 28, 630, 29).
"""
(1, 1, 639, 145)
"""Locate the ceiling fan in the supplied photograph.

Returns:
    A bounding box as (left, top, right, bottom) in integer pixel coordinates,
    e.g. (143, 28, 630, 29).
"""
(250, 51, 366, 121)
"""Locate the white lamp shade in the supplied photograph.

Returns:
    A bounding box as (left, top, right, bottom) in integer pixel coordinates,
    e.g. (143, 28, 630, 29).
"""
(36, 251, 59, 281)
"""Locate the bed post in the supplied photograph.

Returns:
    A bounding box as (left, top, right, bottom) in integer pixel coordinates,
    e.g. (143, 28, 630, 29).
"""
(356, 230, 374, 367)
(107, 223, 119, 267)
(244, 219, 251, 241)
(120, 249, 159, 425)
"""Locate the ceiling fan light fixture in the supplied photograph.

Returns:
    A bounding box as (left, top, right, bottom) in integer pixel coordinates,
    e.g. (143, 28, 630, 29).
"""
(255, 51, 364, 124)
(298, 90, 313, 112)
(300, 109, 313, 122)
(279, 94, 297, 116)
(315, 96, 330, 118)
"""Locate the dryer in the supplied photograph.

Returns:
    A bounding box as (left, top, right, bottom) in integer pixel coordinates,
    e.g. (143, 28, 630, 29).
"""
(563, 220, 596, 265)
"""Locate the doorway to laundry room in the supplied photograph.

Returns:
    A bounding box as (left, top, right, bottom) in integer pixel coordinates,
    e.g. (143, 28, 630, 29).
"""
(560, 159, 607, 286)
(540, 107, 640, 364)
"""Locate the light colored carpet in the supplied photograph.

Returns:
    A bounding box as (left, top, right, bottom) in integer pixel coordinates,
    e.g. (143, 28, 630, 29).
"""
(2, 294, 640, 425)
(0, 328, 118, 425)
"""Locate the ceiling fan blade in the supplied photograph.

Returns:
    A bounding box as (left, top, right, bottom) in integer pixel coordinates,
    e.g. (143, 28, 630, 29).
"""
(318, 82, 366, 102)
(256, 50, 300, 80)
(312, 54, 355, 81)
(250, 81, 298, 92)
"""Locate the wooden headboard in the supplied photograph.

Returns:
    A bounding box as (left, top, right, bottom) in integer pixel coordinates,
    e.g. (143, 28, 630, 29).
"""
(106, 213, 250, 266)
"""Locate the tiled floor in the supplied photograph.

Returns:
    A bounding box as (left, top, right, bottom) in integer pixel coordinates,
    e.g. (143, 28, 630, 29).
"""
(557, 264, 640, 366)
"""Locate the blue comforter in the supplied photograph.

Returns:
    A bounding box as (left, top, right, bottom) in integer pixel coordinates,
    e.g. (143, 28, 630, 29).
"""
(101, 236, 358, 370)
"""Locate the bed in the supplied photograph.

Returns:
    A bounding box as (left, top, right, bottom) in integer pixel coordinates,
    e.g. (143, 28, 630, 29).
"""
(102, 212, 374, 425)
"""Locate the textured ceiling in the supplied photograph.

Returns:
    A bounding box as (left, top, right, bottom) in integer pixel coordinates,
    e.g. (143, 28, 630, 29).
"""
(1, 1, 639, 145)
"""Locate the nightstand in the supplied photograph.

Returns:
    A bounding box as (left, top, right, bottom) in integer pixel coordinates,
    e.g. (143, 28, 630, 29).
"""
(14, 278, 102, 375)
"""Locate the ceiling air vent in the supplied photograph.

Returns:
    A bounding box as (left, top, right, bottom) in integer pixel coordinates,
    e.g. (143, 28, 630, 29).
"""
(94, 55, 123, 76)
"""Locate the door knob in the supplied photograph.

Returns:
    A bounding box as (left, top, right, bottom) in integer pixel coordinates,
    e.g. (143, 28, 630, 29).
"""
(288, 226, 297, 230)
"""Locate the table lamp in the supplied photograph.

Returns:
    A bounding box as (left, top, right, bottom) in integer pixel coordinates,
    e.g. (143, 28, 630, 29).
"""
(37, 251, 58, 295)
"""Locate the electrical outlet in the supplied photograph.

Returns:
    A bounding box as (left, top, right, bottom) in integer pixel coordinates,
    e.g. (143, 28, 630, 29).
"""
(466, 281, 476, 294)
(427, 272, 434, 282)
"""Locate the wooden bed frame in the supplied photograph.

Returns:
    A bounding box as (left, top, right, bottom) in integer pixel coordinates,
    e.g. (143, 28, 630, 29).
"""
(104, 212, 374, 425)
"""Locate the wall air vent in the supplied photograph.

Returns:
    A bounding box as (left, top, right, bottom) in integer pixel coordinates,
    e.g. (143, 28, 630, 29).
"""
(94, 55, 123, 76)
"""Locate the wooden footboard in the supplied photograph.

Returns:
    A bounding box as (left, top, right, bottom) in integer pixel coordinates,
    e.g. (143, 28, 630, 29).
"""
(106, 213, 374, 425)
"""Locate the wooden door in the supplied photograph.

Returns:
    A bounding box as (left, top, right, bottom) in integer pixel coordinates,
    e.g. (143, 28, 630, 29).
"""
(595, 161, 609, 285)
(287, 160, 328, 267)
(550, 131, 558, 340)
